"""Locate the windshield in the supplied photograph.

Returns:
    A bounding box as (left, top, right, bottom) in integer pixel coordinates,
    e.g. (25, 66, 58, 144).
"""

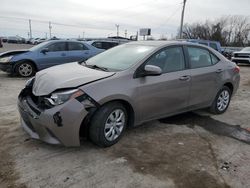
(29, 41, 51, 51)
(85, 44, 156, 71)
(241, 47, 250, 52)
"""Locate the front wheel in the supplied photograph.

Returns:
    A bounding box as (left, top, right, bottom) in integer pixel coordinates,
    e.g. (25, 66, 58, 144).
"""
(89, 102, 128, 147)
(210, 86, 232, 114)
(16, 62, 35, 77)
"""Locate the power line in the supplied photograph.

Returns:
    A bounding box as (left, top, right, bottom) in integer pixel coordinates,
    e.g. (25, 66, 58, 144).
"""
(153, 4, 182, 30)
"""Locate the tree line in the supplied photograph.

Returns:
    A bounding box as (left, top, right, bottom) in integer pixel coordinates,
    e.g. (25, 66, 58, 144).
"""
(182, 15, 250, 46)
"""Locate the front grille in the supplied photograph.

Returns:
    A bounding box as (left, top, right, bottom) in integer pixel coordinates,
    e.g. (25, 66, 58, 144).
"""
(20, 86, 52, 111)
(234, 53, 250, 58)
(233, 59, 250, 64)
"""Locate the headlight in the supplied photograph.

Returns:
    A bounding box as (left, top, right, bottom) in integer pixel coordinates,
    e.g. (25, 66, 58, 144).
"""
(0, 56, 13, 63)
(46, 89, 84, 106)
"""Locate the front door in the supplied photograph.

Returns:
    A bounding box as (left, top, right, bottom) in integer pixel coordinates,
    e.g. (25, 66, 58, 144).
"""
(135, 46, 191, 122)
(37, 42, 68, 69)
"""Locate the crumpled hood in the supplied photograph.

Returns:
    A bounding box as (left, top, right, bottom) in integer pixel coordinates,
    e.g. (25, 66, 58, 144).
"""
(0, 49, 29, 57)
(32, 62, 115, 96)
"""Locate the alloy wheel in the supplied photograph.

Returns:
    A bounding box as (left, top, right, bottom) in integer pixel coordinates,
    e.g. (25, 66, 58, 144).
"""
(104, 109, 125, 141)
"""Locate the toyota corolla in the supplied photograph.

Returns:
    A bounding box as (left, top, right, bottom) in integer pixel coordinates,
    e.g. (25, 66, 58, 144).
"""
(18, 41, 240, 147)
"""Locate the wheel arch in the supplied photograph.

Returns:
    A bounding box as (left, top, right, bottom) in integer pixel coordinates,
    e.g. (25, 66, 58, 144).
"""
(79, 98, 135, 139)
(13, 59, 38, 72)
(223, 82, 234, 94)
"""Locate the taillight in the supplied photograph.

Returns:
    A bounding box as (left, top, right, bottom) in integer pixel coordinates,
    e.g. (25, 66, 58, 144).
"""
(233, 66, 240, 73)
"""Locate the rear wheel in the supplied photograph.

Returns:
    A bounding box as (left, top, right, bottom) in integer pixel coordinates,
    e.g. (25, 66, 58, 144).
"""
(89, 102, 127, 147)
(210, 86, 232, 114)
(16, 62, 35, 77)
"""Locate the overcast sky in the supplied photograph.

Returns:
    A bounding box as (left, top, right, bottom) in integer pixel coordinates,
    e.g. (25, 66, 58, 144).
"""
(0, 0, 249, 39)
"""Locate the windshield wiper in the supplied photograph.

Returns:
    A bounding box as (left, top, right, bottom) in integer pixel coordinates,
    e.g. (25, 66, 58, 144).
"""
(86, 64, 109, 72)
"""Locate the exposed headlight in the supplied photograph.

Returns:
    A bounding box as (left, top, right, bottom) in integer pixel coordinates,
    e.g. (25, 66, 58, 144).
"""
(46, 89, 84, 106)
(0, 56, 13, 63)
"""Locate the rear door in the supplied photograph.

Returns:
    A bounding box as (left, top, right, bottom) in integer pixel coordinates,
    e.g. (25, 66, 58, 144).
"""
(135, 46, 191, 121)
(36, 42, 68, 69)
(185, 45, 223, 108)
(67, 42, 91, 62)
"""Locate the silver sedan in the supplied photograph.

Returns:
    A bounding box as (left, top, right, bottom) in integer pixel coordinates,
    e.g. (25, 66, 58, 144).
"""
(18, 41, 240, 147)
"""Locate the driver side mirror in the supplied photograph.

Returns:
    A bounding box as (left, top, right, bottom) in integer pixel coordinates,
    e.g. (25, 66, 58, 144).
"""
(41, 48, 49, 54)
(136, 65, 162, 78)
(144, 65, 162, 76)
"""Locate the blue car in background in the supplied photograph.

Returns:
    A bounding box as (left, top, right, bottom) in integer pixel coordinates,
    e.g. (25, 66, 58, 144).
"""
(183, 39, 222, 53)
(0, 40, 104, 77)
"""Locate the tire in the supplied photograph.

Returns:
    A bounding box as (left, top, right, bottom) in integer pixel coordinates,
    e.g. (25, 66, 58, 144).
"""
(15, 62, 36, 77)
(89, 102, 128, 147)
(209, 86, 232, 114)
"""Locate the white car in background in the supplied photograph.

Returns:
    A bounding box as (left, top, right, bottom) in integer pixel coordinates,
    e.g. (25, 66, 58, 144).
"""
(232, 47, 250, 64)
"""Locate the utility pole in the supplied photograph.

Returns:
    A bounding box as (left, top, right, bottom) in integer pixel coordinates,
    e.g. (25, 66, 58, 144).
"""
(179, 0, 187, 39)
(49, 21, 52, 39)
(115, 24, 119, 37)
(124, 29, 127, 38)
(29, 19, 32, 39)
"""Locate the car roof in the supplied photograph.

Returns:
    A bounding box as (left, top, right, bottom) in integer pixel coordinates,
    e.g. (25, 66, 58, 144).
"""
(125, 40, 206, 48)
(87, 40, 119, 43)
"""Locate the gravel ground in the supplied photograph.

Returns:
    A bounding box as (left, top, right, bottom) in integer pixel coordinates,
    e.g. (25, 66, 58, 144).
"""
(0, 43, 250, 188)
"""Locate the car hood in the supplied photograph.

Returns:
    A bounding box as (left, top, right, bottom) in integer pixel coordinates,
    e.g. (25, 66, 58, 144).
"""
(32, 62, 115, 96)
(0, 49, 29, 57)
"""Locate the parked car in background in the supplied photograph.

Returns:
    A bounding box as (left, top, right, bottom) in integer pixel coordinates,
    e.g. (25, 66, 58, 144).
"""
(26, 38, 33, 44)
(30, 38, 40, 45)
(34, 38, 47, 45)
(182, 39, 222, 53)
(221, 47, 242, 60)
(7, 36, 20, 43)
(231, 47, 250, 64)
(0, 38, 2, 48)
(2, 37, 8, 43)
(87, 40, 119, 50)
(0, 40, 104, 77)
(17, 41, 240, 147)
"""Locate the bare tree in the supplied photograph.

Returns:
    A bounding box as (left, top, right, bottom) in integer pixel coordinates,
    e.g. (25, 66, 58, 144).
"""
(181, 15, 250, 46)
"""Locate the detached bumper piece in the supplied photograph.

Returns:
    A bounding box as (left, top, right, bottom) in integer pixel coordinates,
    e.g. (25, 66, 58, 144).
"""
(18, 87, 89, 147)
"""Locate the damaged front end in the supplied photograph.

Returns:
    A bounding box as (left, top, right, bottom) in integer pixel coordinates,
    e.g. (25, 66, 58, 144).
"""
(18, 78, 98, 147)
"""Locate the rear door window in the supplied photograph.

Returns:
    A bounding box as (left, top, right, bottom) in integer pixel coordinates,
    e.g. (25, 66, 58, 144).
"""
(187, 47, 213, 68)
(210, 53, 220, 64)
(47, 42, 67, 52)
(68, 42, 88, 51)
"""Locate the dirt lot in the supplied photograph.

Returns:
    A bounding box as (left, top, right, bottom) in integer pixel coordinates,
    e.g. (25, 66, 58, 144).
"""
(1, 44, 250, 188)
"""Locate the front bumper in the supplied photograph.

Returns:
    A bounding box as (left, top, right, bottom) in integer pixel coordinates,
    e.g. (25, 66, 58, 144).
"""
(0, 63, 13, 73)
(18, 88, 89, 147)
(231, 57, 250, 64)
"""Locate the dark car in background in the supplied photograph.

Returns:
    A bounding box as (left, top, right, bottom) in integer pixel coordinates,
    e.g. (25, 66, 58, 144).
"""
(7, 36, 20, 43)
(0, 40, 104, 77)
(87, 40, 119, 50)
(0, 38, 2, 48)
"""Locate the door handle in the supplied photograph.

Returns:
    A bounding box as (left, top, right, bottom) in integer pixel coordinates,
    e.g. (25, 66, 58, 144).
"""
(179, 75, 190, 81)
(216, 69, 223, 73)
(61, 53, 66, 56)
